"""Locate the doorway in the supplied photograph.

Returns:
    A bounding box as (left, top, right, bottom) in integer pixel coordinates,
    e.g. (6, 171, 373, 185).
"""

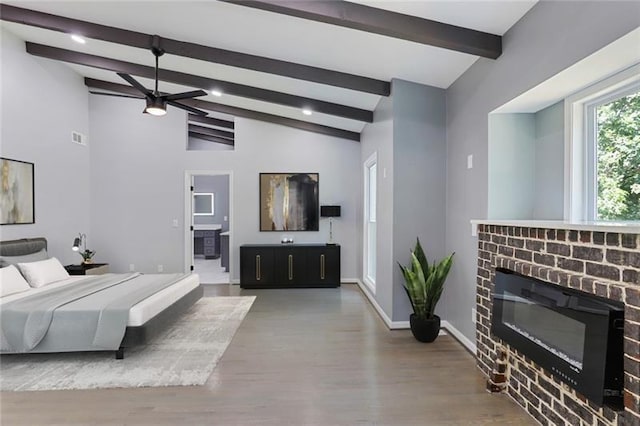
(184, 171, 233, 284)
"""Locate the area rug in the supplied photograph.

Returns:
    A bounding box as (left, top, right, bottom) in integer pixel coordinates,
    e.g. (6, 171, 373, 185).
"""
(0, 296, 255, 391)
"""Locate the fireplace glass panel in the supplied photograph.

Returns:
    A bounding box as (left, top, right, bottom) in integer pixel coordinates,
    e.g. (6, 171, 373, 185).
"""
(502, 291, 586, 370)
(492, 268, 625, 408)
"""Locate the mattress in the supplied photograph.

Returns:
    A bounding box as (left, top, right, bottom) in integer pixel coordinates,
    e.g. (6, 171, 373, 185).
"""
(0, 273, 200, 327)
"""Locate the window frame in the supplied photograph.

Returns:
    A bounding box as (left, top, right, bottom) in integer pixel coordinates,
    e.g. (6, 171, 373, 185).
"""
(363, 152, 377, 293)
(564, 64, 640, 222)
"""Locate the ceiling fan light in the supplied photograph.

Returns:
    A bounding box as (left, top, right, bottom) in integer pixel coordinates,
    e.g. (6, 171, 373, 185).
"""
(144, 98, 167, 116)
(145, 106, 167, 116)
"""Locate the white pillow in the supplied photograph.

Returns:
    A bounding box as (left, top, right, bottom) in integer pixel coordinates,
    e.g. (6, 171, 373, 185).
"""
(0, 264, 32, 297)
(17, 257, 70, 288)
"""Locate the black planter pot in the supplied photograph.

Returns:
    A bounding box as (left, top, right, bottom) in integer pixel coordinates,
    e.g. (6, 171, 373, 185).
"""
(409, 314, 441, 343)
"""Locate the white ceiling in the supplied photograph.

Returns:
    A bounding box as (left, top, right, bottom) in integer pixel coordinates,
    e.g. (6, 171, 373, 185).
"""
(2, 0, 537, 135)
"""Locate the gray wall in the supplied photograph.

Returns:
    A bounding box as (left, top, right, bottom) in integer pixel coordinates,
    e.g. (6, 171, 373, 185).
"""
(0, 29, 90, 265)
(444, 1, 640, 343)
(534, 101, 564, 220)
(488, 113, 536, 219)
(89, 96, 187, 274)
(487, 103, 564, 220)
(359, 79, 446, 322)
(88, 95, 360, 279)
(359, 95, 394, 316)
(193, 174, 230, 232)
(391, 79, 446, 321)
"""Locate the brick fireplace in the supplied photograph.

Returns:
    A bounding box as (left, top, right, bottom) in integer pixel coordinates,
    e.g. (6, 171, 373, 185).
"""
(475, 222, 639, 425)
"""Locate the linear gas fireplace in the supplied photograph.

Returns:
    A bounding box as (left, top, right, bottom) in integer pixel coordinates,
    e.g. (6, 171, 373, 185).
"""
(492, 268, 625, 409)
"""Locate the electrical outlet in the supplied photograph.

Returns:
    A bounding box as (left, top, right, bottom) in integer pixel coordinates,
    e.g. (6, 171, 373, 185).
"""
(223, 216, 228, 221)
(472, 308, 477, 324)
(157, 264, 164, 272)
(172, 219, 179, 228)
(129, 264, 135, 272)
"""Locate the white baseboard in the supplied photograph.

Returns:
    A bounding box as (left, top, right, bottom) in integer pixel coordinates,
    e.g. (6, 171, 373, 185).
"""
(354, 280, 476, 352)
(441, 320, 477, 355)
(354, 279, 410, 329)
(231, 278, 357, 286)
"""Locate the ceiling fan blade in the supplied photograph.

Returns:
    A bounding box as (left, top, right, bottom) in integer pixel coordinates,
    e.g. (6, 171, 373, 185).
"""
(164, 90, 208, 102)
(117, 73, 152, 96)
(89, 91, 144, 99)
(167, 100, 208, 116)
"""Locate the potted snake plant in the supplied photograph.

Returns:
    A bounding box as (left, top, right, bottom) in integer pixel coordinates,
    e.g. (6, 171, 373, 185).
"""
(398, 238, 454, 342)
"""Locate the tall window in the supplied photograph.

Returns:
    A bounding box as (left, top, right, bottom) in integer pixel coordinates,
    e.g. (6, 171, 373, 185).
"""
(566, 65, 640, 222)
(588, 89, 640, 220)
(364, 152, 377, 291)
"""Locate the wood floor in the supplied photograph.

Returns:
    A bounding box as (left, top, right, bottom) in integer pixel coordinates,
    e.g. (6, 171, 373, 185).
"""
(0, 284, 535, 425)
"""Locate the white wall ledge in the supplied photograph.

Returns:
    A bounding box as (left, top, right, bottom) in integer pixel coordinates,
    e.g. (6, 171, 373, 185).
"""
(470, 219, 640, 234)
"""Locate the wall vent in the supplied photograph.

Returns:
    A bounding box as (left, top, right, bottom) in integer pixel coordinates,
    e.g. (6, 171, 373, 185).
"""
(71, 131, 87, 146)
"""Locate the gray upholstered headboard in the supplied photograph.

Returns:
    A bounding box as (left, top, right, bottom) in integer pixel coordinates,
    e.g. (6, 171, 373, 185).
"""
(0, 238, 48, 257)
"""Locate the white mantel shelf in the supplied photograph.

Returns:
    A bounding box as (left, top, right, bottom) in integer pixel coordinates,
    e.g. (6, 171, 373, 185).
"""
(470, 219, 640, 234)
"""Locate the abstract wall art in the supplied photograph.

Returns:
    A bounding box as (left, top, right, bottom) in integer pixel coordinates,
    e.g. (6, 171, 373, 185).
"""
(259, 173, 319, 231)
(0, 158, 35, 225)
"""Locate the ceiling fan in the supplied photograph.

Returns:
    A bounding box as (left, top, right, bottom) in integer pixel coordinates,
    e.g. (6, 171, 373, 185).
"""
(90, 36, 208, 116)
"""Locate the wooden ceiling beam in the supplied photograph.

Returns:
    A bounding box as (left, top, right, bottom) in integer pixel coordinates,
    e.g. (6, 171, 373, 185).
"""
(27, 43, 373, 122)
(188, 124, 235, 140)
(1, 4, 390, 95)
(221, 0, 502, 59)
(187, 114, 234, 130)
(85, 78, 361, 142)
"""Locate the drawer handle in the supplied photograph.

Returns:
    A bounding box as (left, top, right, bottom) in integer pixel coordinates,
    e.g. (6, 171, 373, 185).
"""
(321, 254, 325, 280)
(256, 255, 261, 281)
(288, 254, 293, 280)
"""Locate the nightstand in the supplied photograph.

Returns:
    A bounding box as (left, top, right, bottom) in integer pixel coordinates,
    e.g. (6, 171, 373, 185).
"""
(65, 263, 109, 275)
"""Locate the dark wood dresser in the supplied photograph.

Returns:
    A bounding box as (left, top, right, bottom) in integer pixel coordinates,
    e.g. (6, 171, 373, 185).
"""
(240, 244, 340, 288)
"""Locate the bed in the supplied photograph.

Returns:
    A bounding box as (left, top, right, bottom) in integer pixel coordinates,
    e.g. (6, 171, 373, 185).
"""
(0, 237, 203, 359)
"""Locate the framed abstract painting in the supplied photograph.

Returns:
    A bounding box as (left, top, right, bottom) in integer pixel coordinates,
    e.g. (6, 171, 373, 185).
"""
(0, 158, 35, 225)
(259, 173, 319, 231)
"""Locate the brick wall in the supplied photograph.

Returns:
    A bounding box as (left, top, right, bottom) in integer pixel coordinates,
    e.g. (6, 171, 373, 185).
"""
(476, 225, 640, 426)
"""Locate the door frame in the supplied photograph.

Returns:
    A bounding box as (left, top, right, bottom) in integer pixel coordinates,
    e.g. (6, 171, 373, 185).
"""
(184, 170, 234, 282)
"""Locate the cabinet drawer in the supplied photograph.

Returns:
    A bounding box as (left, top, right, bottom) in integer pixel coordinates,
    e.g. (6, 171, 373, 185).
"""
(240, 247, 274, 286)
(306, 247, 340, 286)
(204, 237, 216, 246)
(274, 249, 307, 284)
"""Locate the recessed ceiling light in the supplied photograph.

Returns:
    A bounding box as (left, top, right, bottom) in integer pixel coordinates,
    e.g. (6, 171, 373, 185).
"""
(71, 34, 86, 44)
(211, 89, 222, 97)
(302, 108, 312, 116)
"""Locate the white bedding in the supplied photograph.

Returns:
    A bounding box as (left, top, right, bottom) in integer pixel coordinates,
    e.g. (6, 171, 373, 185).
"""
(0, 273, 200, 327)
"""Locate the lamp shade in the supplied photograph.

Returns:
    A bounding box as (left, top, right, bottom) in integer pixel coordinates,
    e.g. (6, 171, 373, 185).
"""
(320, 205, 341, 218)
(72, 237, 81, 251)
(144, 97, 167, 116)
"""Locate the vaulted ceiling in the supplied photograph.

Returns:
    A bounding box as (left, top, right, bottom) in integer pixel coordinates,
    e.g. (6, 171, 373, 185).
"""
(1, 1, 537, 142)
